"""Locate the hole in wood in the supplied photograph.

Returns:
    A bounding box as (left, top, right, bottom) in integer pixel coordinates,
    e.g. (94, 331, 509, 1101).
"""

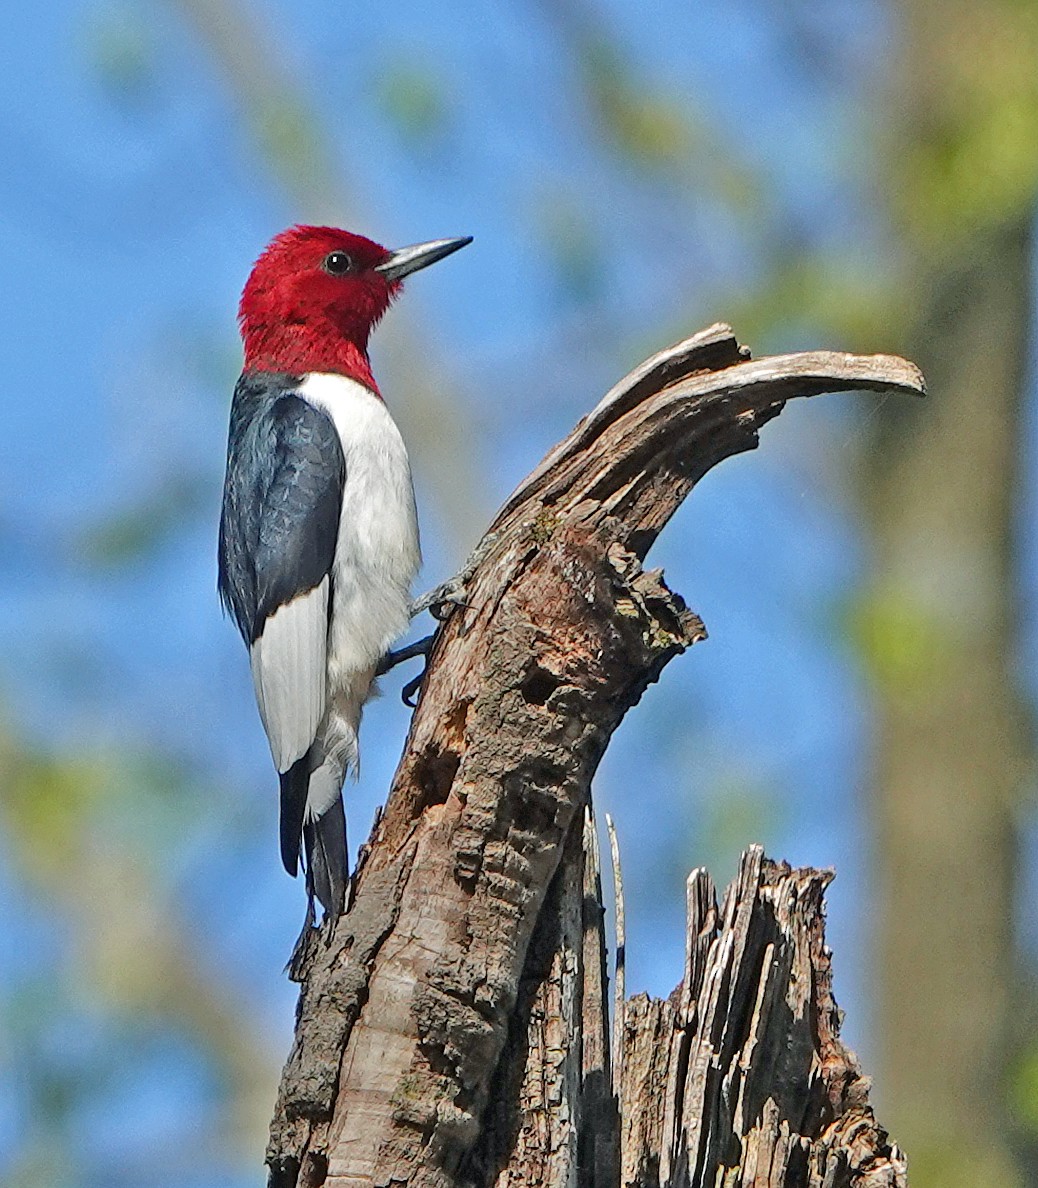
(414, 745, 461, 812)
(520, 664, 560, 706)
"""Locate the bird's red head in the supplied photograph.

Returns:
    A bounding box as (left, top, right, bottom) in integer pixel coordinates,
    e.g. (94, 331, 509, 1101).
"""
(239, 225, 471, 390)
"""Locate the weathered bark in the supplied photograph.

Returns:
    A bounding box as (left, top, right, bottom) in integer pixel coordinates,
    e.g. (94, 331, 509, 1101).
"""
(266, 325, 922, 1187)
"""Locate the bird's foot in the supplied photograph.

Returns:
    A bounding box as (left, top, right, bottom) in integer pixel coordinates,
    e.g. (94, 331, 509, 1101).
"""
(400, 669, 425, 709)
(377, 633, 435, 707)
(376, 633, 434, 676)
(410, 575, 469, 622)
(386, 574, 471, 708)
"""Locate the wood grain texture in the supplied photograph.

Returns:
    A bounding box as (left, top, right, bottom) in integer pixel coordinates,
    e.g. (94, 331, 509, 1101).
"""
(266, 325, 922, 1187)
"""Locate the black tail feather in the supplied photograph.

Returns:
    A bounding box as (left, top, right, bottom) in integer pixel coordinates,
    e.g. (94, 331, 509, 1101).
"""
(303, 796, 348, 917)
(279, 756, 310, 877)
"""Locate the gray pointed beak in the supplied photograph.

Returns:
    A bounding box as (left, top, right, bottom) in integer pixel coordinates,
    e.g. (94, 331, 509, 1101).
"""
(374, 236, 472, 282)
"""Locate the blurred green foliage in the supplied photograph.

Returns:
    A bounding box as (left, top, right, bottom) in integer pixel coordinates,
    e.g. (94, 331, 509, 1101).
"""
(375, 58, 451, 145)
(845, 584, 952, 701)
(74, 477, 210, 569)
(255, 94, 326, 185)
(0, 724, 279, 1177)
(890, 7, 1038, 252)
(83, 4, 157, 102)
(724, 251, 895, 354)
(582, 39, 695, 173)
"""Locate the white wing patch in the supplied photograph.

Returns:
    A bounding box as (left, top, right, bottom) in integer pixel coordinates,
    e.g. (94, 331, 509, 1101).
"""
(250, 577, 329, 773)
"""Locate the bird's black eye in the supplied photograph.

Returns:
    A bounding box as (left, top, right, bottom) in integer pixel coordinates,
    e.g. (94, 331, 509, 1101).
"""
(322, 251, 354, 276)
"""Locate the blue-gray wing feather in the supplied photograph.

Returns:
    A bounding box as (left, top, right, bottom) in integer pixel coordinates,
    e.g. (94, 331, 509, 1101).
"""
(218, 376, 345, 643)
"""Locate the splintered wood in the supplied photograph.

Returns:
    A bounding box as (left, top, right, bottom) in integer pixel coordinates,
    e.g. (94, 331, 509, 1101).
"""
(471, 827, 906, 1188)
(265, 326, 922, 1187)
(617, 845, 907, 1188)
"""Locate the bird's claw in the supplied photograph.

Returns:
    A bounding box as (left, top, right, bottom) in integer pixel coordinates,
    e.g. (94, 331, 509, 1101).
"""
(431, 592, 468, 621)
(384, 575, 470, 706)
(410, 576, 469, 621)
(377, 633, 435, 677)
(377, 633, 435, 705)
(401, 670, 424, 708)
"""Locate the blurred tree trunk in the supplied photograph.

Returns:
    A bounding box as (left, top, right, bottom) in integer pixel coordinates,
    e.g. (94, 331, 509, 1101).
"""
(867, 216, 1030, 1187)
(865, 4, 1038, 1183)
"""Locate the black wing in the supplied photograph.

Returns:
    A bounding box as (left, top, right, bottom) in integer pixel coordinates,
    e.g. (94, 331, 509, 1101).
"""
(218, 379, 345, 645)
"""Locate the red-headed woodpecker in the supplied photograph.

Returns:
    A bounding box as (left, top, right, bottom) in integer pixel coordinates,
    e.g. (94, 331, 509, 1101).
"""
(218, 225, 471, 920)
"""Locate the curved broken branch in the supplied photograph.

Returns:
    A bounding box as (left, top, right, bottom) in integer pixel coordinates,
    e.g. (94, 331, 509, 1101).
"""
(266, 324, 923, 1187)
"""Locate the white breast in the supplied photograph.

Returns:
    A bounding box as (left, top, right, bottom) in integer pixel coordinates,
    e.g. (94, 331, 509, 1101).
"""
(297, 373, 421, 691)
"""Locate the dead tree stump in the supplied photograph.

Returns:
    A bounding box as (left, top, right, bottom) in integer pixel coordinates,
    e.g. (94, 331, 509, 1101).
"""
(266, 325, 921, 1187)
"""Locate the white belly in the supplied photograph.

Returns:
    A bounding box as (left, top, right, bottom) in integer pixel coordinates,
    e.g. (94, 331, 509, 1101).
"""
(297, 373, 421, 693)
